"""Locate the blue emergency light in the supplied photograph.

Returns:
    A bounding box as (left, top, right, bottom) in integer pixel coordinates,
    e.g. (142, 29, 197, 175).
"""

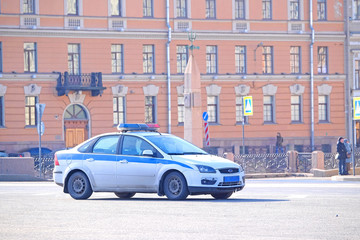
(117, 123, 160, 132)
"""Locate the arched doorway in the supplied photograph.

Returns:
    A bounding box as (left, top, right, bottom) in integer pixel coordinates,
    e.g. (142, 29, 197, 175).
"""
(64, 104, 89, 148)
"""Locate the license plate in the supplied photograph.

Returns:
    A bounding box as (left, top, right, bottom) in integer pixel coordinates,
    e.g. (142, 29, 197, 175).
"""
(223, 176, 240, 182)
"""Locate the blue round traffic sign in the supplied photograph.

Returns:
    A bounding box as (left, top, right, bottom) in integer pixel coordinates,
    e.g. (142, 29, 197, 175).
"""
(202, 112, 208, 121)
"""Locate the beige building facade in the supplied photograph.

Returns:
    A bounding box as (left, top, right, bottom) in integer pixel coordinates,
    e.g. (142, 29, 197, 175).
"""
(0, 0, 356, 155)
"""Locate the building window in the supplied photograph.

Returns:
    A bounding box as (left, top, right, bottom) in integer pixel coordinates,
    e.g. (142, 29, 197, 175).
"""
(68, 44, 80, 75)
(289, 0, 299, 20)
(235, 46, 246, 74)
(318, 95, 329, 122)
(25, 96, 37, 126)
(262, 0, 272, 20)
(355, 60, 360, 88)
(317, 46, 328, 74)
(262, 46, 273, 74)
(236, 96, 248, 124)
(23, 0, 35, 14)
(178, 96, 184, 124)
(177, 45, 188, 74)
(235, 0, 245, 19)
(67, 0, 79, 15)
(176, 0, 187, 18)
(111, 0, 122, 16)
(290, 46, 301, 74)
(24, 43, 37, 73)
(317, 0, 326, 20)
(206, 46, 217, 74)
(205, 0, 216, 19)
(143, 45, 154, 74)
(355, 0, 360, 20)
(291, 95, 302, 122)
(145, 96, 156, 123)
(111, 44, 123, 73)
(207, 96, 219, 123)
(113, 96, 125, 125)
(263, 95, 274, 123)
(0, 96, 4, 127)
(143, 0, 153, 17)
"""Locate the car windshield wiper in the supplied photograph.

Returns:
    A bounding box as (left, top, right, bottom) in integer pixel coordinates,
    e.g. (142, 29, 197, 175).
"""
(183, 152, 207, 155)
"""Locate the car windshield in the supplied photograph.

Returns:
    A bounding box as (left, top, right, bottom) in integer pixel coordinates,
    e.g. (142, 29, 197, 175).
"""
(144, 135, 208, 155)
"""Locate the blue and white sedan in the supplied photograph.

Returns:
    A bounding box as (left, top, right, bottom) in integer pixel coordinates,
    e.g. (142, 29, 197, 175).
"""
(53, 124, 245, 200)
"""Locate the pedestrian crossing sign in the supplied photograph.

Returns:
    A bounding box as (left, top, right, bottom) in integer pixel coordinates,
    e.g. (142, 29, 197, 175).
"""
(243, 96, 253, 116)
(354, 97, 360, 120)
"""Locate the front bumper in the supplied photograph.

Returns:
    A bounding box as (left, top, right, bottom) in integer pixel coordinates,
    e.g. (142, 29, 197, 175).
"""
(184, 170, 245, 195)
(188, 185, 245, 195)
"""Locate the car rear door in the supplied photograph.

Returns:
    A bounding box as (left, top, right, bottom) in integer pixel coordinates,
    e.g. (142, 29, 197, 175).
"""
(117, 135, 160, 190)
(83, 135, 120, 189)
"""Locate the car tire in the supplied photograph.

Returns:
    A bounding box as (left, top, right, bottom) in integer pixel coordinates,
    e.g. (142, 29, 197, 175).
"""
(114, 192, 136, 199)
(211, 192, 233, 200)
(163, 172, 189, 200)
(67, 171, 93, 200)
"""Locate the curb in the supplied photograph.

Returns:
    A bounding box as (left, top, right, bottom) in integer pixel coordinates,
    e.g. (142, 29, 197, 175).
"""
(331, 175, 360, 182)
(0, 174, 52, 182)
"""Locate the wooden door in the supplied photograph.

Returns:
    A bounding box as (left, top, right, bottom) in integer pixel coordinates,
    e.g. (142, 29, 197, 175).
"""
(66, 128, 85, 148)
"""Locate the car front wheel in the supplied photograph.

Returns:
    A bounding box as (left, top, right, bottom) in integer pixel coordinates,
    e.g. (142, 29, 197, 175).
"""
(114, 192, 136, 199)
(163, 172, 189, 200)
(211, 192, 233, 200)
(67, 172, 93, 200)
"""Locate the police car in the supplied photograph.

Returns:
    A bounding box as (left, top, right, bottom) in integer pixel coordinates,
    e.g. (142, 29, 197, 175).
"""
(53, 124, 245, 200)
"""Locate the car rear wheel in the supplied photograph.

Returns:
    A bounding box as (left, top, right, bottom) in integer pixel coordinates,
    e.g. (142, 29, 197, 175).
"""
(67, 172, 93, 200)
(163, 172, 189, 200)
(211, 192, 233, 200)
(114, 192, 136, 199)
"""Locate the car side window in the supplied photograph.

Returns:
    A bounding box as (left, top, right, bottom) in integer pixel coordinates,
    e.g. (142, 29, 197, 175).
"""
(121, 135, 157, 157)
(92, 135, 120, 154)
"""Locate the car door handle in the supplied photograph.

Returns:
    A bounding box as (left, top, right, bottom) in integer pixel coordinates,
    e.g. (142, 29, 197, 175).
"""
(86, 158, 95, 162)
(119, 159, 128, 164)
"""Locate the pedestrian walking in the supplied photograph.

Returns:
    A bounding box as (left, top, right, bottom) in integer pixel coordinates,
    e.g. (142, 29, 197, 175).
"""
(344, 139, 352, 175)
(336, 137, 347, 175)
(276, 132, 284, 153)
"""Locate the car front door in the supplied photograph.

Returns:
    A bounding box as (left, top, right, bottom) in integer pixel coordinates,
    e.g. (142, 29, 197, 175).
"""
(117, 135, 160, 190)
(83, 135, 120, 189)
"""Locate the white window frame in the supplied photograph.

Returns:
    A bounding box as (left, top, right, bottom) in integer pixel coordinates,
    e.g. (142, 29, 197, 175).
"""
(318, 95, 330, 122)
(64, 0, 83, 16)
(109, 0, 126, 17)
(20, 0, 39, 14)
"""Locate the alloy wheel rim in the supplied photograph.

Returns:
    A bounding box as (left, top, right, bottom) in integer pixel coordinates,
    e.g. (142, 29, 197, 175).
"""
(73, 177, 85, 194)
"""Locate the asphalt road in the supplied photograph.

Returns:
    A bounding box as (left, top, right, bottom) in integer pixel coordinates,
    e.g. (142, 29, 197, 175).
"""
(0, 178, 359, 240)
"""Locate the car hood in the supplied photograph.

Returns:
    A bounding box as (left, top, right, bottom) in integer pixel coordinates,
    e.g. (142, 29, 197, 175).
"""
(170, 154, 239, 169)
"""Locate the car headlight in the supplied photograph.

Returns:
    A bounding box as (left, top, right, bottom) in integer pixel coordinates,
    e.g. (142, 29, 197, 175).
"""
(239, 165, 244, 172)
(196, 165, 216, 173)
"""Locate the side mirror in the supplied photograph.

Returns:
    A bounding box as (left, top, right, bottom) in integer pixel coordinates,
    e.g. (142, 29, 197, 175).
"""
(142, 150, 154, 157)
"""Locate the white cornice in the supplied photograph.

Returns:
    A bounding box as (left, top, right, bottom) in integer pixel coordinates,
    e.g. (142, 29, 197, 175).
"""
(0, 73, 346, 83)
(0, 28, 345, 41)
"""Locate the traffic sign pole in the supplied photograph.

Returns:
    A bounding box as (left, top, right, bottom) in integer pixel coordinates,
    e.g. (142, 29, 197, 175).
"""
(352, 97, 360, 176)
(242, 96, 245, 155)
(36, 103, 45, 178)
(202, 112, 210, 146)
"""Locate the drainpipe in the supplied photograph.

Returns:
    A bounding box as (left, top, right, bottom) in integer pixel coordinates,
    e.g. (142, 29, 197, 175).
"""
(310, 0, 315, 151)
(166, 0, 172, 133)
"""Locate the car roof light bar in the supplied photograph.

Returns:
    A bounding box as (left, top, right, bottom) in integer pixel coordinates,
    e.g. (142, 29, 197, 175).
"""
(117, 123, 160, 132)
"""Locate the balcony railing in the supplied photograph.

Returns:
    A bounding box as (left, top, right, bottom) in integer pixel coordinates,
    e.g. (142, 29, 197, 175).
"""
(56, 72, 106, 96)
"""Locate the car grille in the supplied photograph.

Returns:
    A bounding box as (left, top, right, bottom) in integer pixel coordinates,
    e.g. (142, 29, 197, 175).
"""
(218, 181, 241, 186)
(218, 168, 239, 174)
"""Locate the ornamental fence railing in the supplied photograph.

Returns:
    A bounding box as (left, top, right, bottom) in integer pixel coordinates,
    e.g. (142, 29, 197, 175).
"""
(33, 150, 360, 179)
